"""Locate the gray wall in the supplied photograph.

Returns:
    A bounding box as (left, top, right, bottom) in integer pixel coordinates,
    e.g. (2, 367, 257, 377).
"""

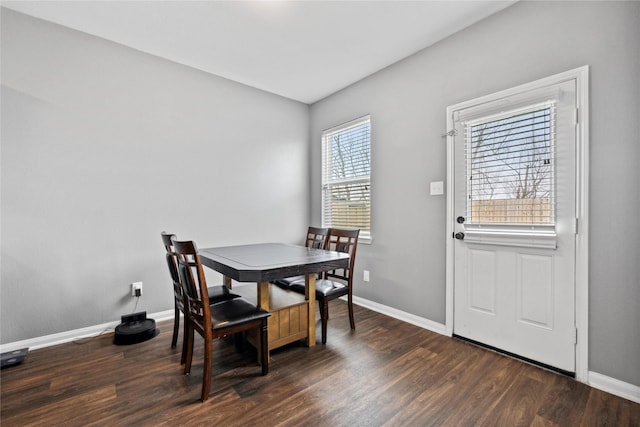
(1, 9, 309, 342)
(310, 1, 639, 386)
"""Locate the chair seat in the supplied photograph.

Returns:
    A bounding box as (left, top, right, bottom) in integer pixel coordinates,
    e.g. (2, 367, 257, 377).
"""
(289, 278, 348, 297)
(207, 285, 240, 303)
(272, 276, 304, 289)
(210, 298, 271, 331)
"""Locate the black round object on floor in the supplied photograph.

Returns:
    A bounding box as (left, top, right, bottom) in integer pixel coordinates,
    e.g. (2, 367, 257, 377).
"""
(113, 318, 158, 345)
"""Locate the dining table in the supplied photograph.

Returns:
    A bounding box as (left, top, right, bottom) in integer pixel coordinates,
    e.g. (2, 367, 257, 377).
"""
(198, 242, 350, 350)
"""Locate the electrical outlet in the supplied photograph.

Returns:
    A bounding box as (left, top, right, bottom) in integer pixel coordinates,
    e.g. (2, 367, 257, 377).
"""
(131, 282, 143, 297)
(363, 270, 370, 282)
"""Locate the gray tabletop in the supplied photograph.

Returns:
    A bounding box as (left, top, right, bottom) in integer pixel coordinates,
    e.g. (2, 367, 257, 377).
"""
(199, 243, 349, 283)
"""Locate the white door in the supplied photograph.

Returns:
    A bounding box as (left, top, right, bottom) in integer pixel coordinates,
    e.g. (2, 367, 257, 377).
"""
(451, 78, 577, 373)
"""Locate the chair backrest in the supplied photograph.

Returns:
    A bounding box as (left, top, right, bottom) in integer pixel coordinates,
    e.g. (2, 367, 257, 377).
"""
(306, 226, 329, 249)
(172, 239, 211, 337)
(324, 228, 360, 287)
(161, 232, 184, 309)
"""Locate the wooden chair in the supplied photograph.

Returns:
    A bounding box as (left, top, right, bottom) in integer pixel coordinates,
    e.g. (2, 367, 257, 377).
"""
(172, 238, 270, 402)
(161, 232, 239, 364)
(289, 228, 359, 344)
(273, 226, 329, 289)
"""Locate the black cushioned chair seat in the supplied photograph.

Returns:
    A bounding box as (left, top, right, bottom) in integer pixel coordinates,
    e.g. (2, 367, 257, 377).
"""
(273, 276, 304, 289)
(289, 278, 347, 297)
(210, 297, 271, 331)
(207, 285, 240, 303)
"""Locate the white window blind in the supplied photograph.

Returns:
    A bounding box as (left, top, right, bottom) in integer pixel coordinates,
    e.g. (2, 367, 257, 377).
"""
(465, 103, 556, 226)
(322, 115, 371, 239)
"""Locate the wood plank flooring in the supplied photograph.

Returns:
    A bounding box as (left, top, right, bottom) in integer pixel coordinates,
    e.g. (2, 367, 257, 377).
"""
(2, 301, 638, 426)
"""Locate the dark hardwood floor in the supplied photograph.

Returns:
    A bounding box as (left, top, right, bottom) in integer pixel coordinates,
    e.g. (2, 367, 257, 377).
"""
(2, 301, 638, 426)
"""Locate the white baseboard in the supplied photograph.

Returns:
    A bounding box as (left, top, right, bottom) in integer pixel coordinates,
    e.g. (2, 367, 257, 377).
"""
(0, 309, 174, 354)
(589, 371, 640, 404)
(349, 295, 449, 336)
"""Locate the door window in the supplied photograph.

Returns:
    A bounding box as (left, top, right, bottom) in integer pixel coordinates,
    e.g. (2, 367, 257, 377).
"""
(466, 103, 555, 226)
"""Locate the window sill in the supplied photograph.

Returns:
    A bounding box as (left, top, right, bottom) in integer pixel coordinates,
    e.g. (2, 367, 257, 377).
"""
(463, 229, 556, 249)
(359, 235, 373, 245)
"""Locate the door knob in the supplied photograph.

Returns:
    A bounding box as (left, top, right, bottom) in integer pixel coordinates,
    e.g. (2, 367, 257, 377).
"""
(454, 232, 465, 240)
(457, 216, 465, 224)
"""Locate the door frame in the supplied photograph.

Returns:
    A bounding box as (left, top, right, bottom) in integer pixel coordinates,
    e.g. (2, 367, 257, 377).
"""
(445, 66, 590, 382)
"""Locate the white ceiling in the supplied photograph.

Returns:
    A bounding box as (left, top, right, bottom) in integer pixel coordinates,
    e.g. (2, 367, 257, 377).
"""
(2, 1, 516, 104)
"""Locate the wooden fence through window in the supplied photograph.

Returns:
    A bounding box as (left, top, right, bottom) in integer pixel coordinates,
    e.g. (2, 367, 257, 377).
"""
(471, 198, 551, 224)
(329, 200, 371, 232)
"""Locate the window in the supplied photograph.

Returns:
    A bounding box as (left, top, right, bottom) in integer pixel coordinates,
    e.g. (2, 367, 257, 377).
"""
(321, 115, 371, 240)
(466, 103, 555, 226)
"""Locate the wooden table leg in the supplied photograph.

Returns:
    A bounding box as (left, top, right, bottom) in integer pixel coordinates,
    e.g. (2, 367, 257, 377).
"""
(305, 274, 316, 347)
(256, 281, 270, 362)
(257, 281, 270, 311)
(223, 276, 232, 289)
